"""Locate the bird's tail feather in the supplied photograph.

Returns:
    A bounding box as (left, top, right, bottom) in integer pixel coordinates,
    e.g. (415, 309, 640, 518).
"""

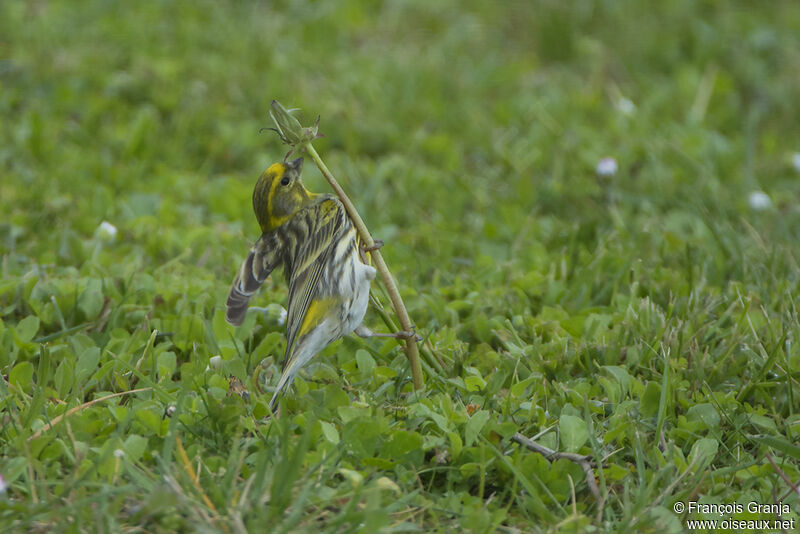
(268, 356, 302, 411)
(226, 251, 262, 326)
(268, 339, 318, 411)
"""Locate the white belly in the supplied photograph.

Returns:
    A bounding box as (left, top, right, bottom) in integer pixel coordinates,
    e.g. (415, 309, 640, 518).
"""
(338, 256, 375, 336)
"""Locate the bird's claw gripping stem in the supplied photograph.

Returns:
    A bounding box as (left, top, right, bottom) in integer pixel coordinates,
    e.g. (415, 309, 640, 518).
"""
(362, 239, 384, 253)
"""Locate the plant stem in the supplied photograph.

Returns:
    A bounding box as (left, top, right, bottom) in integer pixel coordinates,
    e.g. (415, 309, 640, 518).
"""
(303, 143, 424, 391)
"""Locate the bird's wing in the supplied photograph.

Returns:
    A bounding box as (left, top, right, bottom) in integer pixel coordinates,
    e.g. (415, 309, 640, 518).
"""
(282, 197, 347, 367)
(225, 232, 280, 326)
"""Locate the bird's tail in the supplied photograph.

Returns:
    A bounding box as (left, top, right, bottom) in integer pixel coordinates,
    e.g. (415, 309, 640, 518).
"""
(226, 251, 263, 326)
(268, 339, 320, 411)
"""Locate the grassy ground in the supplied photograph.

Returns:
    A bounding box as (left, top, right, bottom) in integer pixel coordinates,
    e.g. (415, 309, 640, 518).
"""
(2, 0, 800, 531)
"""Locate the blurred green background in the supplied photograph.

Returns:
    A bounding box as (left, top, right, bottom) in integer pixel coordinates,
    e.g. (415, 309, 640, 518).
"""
(2, 0, 800, 531)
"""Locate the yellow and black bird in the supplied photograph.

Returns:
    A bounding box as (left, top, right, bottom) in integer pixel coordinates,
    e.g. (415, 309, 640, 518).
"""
(227, 157, 394, 410)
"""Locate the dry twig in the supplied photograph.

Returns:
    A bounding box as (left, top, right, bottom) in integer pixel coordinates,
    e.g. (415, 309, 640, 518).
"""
(511, 432, 603, 504)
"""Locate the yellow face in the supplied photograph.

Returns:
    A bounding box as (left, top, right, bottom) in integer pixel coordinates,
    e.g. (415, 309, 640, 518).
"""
(253, 157, 314, 232)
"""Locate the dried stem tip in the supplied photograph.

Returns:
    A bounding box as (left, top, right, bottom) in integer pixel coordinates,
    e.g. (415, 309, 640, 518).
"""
(269, 100, 320, 148)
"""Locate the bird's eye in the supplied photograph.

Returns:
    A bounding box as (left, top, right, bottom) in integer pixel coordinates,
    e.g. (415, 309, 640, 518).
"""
(280, 176, 290, 186)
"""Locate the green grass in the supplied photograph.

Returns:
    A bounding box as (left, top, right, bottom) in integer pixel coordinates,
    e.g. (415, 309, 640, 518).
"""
(2, 0, 800, 531)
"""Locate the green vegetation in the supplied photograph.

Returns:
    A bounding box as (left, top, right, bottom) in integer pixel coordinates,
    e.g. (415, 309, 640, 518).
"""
(2, 1, 800, 531)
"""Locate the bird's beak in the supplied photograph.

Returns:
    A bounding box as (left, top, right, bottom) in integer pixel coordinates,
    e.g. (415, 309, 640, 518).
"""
(288, 157, 304, 171)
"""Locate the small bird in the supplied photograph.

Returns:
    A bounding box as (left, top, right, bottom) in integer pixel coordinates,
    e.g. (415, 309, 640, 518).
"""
(226, 157, 407, 410)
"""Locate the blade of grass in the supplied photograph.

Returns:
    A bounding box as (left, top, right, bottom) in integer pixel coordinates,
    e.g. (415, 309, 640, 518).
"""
(27, 387, 152, 441)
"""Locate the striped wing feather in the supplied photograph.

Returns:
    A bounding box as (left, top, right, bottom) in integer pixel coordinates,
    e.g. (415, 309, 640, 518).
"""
(282, 198, 345, 366)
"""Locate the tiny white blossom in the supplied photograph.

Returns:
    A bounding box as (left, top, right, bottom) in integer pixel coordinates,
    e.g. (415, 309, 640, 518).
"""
(792, 152, 800, 173)
(252, 304, 287, 326)
(0, 474, 7, 494)
(748, 191, 772, 211)
(96, 221, 118, 243)
(252, 302, 287, 326)
(113, 449, 125, 459)
(596, 157, 618, 177)
(617, 98, 636, 115)
(209, 355, 223, 370)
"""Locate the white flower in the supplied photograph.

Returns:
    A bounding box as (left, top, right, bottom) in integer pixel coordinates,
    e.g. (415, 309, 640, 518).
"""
(251, 304, 287, 326)
(0, 474, 7, 494)
(792, 152, 800, 173)
(617, 98, 636, 115)
(113, 449, 125, 459)
(95, 221, 118, 243)
(748, 191, 772, 211)
(208, 355, 223, 370)
(596, 157, 618, 177)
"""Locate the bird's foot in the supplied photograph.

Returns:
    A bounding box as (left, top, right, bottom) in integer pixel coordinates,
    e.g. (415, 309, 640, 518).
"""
(355, 324, 421, 342)
(362, 239, 384, 253)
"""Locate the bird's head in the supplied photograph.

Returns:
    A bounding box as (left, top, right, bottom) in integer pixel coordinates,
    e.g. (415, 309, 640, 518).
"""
(252, 157, 314, 232)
